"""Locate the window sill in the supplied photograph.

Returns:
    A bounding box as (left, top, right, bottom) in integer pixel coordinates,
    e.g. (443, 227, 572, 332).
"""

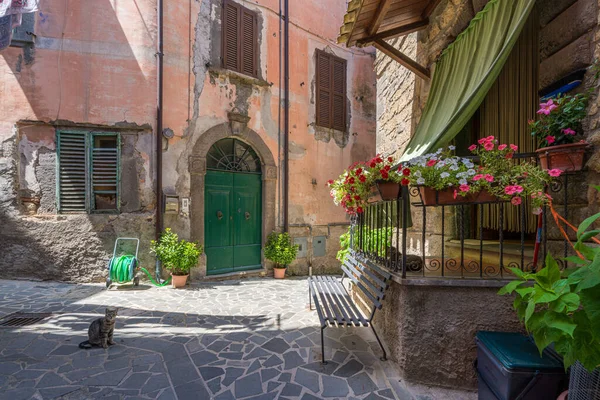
(208, 67, 271, 87)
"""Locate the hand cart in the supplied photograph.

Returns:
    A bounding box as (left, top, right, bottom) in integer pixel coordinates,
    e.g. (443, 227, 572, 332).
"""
(106, 237, 140, 288)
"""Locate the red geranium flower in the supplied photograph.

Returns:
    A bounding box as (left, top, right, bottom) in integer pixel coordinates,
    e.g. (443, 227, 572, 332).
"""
(401, 178, 410, 186)
(402, 168, 411, 176)
(358, 175, 366, 183)
(356, 206, 364, 213)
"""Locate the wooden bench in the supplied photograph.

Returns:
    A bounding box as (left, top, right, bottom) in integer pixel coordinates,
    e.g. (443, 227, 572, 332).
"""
(308, 249, 392, 364)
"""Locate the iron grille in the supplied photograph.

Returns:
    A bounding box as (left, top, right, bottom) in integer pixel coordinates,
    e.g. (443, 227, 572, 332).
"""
(0, 312, 52, 327)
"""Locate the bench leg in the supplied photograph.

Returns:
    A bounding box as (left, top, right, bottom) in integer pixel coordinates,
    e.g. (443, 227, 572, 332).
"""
(370, 322, 387, 361)
(308, 283, 312, 311)
(320, 326, 328, 365)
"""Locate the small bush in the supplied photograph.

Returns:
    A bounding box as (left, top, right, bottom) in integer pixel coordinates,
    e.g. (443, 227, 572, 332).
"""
(150, 228, 202, 276)
(264, 232, 298, 268)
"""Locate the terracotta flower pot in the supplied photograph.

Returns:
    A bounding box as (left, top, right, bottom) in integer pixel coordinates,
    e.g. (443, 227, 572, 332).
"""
(366, 185, 382, 204)
(536, 142, 587, 172)
(171, 274, 189, 288)
(375, 180, 401, 201)
(273, 267, 286, 279)
(418, 187, 499, 206)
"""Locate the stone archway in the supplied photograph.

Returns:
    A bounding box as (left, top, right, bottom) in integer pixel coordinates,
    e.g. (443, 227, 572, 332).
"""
(188, 113, 277, 277)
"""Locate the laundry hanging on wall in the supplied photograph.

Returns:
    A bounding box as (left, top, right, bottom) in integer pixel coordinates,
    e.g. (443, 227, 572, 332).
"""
(0, 0, 39, 51)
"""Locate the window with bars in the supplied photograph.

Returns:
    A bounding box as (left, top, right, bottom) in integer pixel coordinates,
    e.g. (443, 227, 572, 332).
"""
(222, 0, 258, 78)
(56, 131, 120, 213)
(315, 49, 347, 131)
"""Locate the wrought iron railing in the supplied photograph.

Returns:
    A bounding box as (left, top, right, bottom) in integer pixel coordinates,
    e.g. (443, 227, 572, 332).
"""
(350, 154, 579, 280)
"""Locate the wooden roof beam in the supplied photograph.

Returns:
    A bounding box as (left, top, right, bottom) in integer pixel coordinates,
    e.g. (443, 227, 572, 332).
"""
(373, 38, 430, 80)
(368, 0, 392, 36)
(358, 18, 429, 45)
(421, 0, 442, 19)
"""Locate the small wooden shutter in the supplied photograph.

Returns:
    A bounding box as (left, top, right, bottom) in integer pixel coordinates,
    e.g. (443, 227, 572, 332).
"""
(57, 132, 87, 212)
(316, 51, 332, 128)
(91, 134, 119, 211)
(222, 0, 240, 72)
(241, 9, 257, 77)
(332, 58, 347, 131)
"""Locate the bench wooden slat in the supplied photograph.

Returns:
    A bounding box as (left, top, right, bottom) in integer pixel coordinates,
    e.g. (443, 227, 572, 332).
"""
(310, 278, 336, 325)
(314, 276, 346, 326)
(350, 250, 392, 280)
(310, 286, 327, 327)
(343, 259, 385, 301)
(341, 265, 383, 309)
(346, 254, 388, 289)
(318, 276, 362, 327)
(325, 277, 369, 326)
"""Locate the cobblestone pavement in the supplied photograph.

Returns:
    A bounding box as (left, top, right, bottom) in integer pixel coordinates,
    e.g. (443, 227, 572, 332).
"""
(0, 278, 475, 400)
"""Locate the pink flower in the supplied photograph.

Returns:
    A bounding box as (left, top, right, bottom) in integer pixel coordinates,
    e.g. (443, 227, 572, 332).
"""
(546, 136, 555, 144)
(478, 138, 487, 145)
(505, 152, 514, 159)
(511, 197, 522, 206)
(562, 128, 576, 136)
(486, 136, 495, 141)
(537, 99, 558, 115)
(453, 190, 458, 199)
(504, 185, 523, 195)
(459, 184, 470, 193)
(484, 142, 495, 151)
(473, 174, 484, 181)
(510, 144, 518, 151)
(426, 160, 437, 167)
(514, 185, 523, 194)
(498, 144, 507, 150)
(468, 144, 477, 152)
(484, 174, 494, 182)
(548, 169, 562, 177)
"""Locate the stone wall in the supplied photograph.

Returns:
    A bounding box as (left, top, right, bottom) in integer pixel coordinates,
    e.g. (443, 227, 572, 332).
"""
(371, 279, 522, 390)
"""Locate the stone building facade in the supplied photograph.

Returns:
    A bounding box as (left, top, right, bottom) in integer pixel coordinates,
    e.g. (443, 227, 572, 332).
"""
(0, 0, 377, 282)
(370, 0, 600, 390)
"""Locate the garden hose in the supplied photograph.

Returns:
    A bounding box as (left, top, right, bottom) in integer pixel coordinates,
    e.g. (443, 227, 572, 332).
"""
(108, 255, 171, 287)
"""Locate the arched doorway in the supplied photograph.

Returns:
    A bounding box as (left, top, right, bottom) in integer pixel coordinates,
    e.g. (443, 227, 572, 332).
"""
(204, 138, 263, 275)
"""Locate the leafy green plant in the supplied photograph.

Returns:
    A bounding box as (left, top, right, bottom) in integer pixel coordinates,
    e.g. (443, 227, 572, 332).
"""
(499, 209, 600, 372)
(264, 232, 299, 268)
(336, 227, 393, 263)
(150, 228, 202, 276)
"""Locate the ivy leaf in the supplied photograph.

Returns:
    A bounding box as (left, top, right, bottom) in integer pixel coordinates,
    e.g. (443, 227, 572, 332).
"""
(535, 253, 561, 289)
(532, 327, 564, 356)
(577, 229, 600, 244)
(577, 212, 600, 239)
(550, 293, 580, 313)
(498, 280, 524, 295)
(525, 300, 535, 325)
(532, 284, 559, 304)
(562, 256, 588, 265)
(544, 312, 577, 338)
(515, 286, 534, 298)
(580, 288, 600, 341)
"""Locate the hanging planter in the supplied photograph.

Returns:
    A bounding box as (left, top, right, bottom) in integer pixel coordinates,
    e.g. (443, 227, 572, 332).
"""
(375, 180, 401, 201)
(536, 142, 587, 172)
(418, 187, 499, 206)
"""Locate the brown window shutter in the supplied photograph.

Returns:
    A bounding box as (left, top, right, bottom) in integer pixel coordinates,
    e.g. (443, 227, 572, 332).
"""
(316, 50, 332, 129)
(222, 0, 240, 71)
(332, 58, 347, 131)
(241, 9, 258, 77)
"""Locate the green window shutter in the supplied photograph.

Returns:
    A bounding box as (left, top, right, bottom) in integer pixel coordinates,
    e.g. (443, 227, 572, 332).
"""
(91, 133, 120, 212)
(57, 131, 87, 213)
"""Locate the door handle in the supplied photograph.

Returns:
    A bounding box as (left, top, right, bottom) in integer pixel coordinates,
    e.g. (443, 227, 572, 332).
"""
(217, 211, 223, 220)
(245, 211, 250, 220)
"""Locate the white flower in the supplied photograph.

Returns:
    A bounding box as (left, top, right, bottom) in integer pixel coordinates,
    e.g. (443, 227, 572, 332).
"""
(414, 170, 422, 178)
(450, 165, 459, 171)
(417, 177, 425, 185)
(437, 148, 443, 154)
(448, 145, 456, 150)
(440, 172, 450, 178)
(459, 178, 467, 185)
(467, 169, 476, 176)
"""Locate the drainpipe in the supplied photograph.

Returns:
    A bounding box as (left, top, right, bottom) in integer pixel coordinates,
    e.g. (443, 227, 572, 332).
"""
(155, 0, 165, 282)
(283, 0, 290, 232)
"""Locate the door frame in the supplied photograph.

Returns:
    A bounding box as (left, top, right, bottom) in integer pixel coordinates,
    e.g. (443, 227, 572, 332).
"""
(188, 121, 277, 277)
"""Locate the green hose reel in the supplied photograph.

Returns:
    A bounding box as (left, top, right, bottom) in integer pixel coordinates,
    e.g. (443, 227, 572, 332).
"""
(106, 238, 171, 288)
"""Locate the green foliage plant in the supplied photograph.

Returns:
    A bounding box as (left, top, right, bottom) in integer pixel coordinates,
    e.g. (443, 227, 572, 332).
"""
(150, 228, 202, 276)
(264, 232, 299, 269)
(529, 94, 589, 148)
(499, 208, 600, 372)
(336, 227, 393, 263)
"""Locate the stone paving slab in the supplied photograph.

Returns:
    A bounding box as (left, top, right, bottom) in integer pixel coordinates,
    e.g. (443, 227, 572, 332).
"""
(0, 278, 476, 399)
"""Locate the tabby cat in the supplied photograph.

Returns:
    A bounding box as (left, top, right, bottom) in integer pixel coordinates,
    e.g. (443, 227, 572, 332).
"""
(79, 307, 118, 349)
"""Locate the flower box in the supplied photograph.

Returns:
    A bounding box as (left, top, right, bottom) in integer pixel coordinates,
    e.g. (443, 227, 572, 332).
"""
(536, 142, 587, 172)
(418, 187, 499, 206)
(375, 180, 401, 201)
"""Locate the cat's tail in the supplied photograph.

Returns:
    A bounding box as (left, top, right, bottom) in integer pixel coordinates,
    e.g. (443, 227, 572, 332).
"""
(78, 340, 92, 349)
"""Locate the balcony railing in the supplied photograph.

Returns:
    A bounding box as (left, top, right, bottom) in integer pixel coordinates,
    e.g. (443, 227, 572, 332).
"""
(350, 154, 579, 280)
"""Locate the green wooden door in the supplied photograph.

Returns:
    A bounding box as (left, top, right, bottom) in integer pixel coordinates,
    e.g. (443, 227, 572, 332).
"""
(205, 171, 262, 275)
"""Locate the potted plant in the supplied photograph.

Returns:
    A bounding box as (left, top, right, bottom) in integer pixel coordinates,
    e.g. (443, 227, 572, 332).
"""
(150, 228, 202, 288)
(529, 94, 589, 172)
(264, 232, 299, 279)
(365, 155, 404, 201)
(499, 207, 600, 397)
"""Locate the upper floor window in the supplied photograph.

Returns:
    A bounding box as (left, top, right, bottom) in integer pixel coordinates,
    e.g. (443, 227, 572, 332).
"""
(315, 50, 347, 131)
(57, 131, 120, 213)
(222, 0, 258, 78)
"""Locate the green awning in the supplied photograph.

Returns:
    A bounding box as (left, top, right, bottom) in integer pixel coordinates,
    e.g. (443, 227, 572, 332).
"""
(399, 0, 535, 162)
